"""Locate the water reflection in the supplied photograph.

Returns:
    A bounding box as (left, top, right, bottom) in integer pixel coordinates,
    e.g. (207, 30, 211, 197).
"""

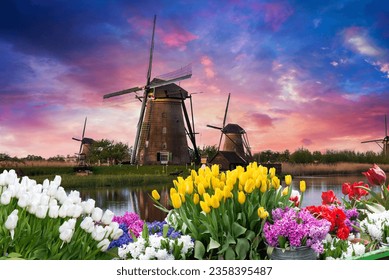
(79, 175, 367, 221)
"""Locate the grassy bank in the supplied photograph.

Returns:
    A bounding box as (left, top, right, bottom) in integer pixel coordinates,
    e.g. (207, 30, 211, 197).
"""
(0, 164, 191, 189)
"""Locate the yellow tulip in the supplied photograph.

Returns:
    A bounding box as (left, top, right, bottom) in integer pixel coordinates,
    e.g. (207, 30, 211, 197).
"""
(171, 193, 182, 209)
(282, 187, 289, 196)
(185, 179, 194, 194)
(191, 169, 197, 180)
(244, 178, 255, 193)
(200, 200, 211, 213)
(239, 172, 248, 187)
(211, 176, 220, 189)
(197, 183, 205, 195)
(220, 172, 226, 182)
(260, 181, 267, 193)
(223, 188, 233, 199)
(269, 167, 276, 178)
(285, 175, 292, 186)
(151, 190, 160, 200)
(238, 191, 246, 204)
(170, 187, 177, 197)
(215, 188, 223, 201)
(300, 180, 306, 193)
(257, 207, 269, 219)
(272, 176, 280, 189)
(210, 195, 220, 209)
(193, 193, 200, 205)
(211, 164, 219, 177)
(203, 193, 212, 205)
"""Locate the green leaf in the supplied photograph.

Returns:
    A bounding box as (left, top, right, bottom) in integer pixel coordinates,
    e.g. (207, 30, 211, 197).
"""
(194, 240, 205, 260)
(245, 230, 255, 241)
(207, 237, 221, 252)
(232, 222, 246, 237)
(278, 236, 287, 248)
(235, 238, 250, 260)
(366, 202, 385, 213)
(224, 247, 236, 260)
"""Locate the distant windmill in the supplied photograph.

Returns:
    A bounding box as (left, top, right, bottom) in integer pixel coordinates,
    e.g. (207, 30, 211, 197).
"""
(103, 15, 200, 165)
(361, 114, 389, 156)
(72, 117, 94, 165)
(207, 93, 252, 161)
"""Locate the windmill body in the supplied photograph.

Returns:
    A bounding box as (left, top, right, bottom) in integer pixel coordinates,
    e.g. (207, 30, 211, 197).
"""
(222, 123, 246, 159)
(72, 117, 94, 166)
(207, 93, 253, 169)
(136, 82, 190, 165)
(361, 115, 389, 158)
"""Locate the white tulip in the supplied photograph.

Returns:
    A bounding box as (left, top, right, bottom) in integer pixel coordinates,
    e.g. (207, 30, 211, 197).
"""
(92, 225, 106, 241)
(58, 204, 70, 218)
(59, 228, 74, 243)
(97, 239, 110, 252)
(5, 210, 18, 239)
(48, 205, 60, 218)
(30, 193, 41, 207)
(82, 199, 95, 214)
(91, 207, 103, 222)
(55, 187, 67, 204)
(66, 204, 76, 217)
(5, 209, 19, 230)
(0, 190, 12, 205)
(27, 204, 38, 215)
(111, 228, 124, 240)
(0, 172, 5, 186)
(42, 179, 49, 189)
(68, 190, 81, 204)
(101, 209, 114, 225)
(17, 193, 30, 208)
(7, 184, 18, 197)
(36, 205, 49, 219)
(72, 204, 83, 218)
(40, 194, 50, 206)
(53, 175, 62, 187)
(49, 198, 58, 207)
(80, 216, 95, 233)
(109, 221, 119, 231)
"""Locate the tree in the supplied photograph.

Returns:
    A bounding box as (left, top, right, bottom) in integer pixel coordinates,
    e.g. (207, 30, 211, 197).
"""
(198, 145, 218, 160)
(88, 139, 130, 165)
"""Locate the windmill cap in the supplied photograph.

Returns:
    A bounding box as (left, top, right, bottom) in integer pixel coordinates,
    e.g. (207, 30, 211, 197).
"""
(222, 124, 245, 134)
(81, 138, 95, 145)
(151, 79, 188, 99)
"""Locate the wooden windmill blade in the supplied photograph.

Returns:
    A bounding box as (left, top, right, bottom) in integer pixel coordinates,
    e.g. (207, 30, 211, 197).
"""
(72, 117, 88, 155)
(130, 14, 157, 165)
(149, 64, 192, 89)
(103, 86, 144, 99)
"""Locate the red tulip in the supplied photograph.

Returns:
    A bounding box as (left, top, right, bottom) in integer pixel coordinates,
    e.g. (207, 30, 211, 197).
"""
(362, 164, 386, 186)
(321, 190, 340, 205)
(342, 183, 351, 196)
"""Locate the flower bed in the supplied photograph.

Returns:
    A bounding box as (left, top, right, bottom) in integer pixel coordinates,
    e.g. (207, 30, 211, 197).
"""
(2, 162, 389, 260)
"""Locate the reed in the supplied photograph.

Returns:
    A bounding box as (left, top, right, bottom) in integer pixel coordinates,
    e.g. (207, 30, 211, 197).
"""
(282, 162, 389, 176)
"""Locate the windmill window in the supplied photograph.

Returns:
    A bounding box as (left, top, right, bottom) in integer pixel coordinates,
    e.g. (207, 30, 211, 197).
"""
(162, 142, 167, 149)
(162, 127, 167, 134)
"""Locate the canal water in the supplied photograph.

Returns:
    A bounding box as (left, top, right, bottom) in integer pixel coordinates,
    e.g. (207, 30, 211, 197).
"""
(78, 174, 367, 222)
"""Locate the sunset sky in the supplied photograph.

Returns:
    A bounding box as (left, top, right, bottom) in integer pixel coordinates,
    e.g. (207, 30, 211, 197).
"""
(1, 0, 388, 159)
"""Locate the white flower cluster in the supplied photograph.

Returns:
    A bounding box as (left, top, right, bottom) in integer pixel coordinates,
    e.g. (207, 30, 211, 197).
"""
(0, 169, 123, 251)
(118, 234, 194, 260)
(323, 235, 366, 260)
(360, 210, 389, 243)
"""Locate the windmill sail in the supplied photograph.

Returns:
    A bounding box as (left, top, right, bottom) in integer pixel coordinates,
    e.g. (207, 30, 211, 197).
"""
(361, 114, 389, 156)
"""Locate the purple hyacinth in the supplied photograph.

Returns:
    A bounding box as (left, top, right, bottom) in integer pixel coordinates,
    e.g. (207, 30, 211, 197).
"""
(264, 207, 331, 254)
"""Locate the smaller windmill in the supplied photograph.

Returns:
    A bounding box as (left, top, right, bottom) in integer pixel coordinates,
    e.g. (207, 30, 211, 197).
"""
(207, 93, 252, 164)
(72, 117, 94, 166)
(361, 114, 389, 157)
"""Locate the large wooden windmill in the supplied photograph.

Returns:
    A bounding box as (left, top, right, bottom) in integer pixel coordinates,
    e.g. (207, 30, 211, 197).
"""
(72, 117, 94, 166)
(103, 15, 200, 165)
(207, 93, 252, 162)
(361, 115, 389, 157)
